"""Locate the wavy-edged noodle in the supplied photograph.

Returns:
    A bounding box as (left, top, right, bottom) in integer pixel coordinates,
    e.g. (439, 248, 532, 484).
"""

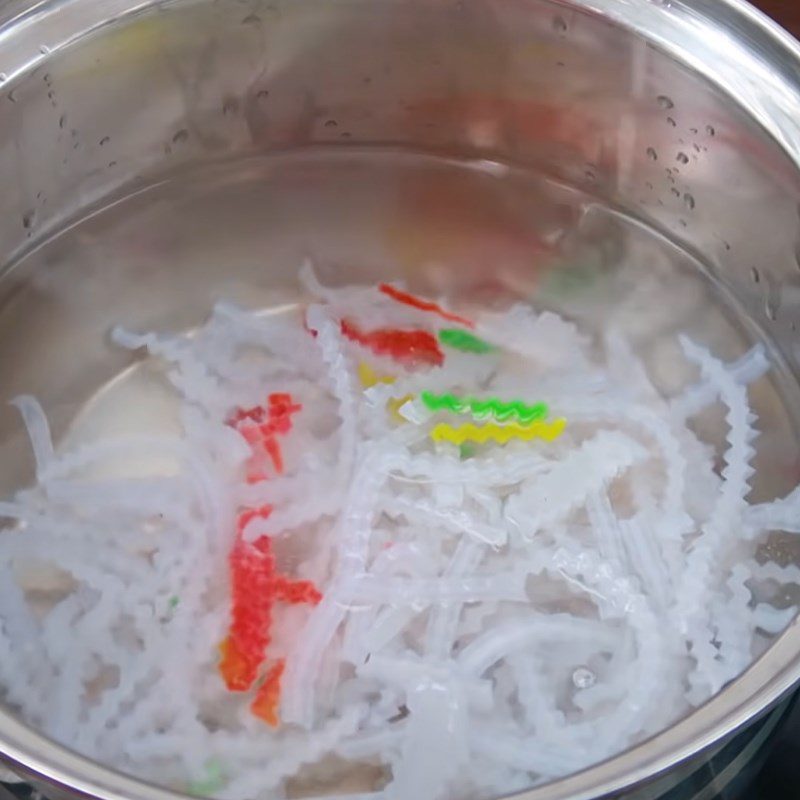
(236, 471, 329, 507)
(35, 434, 226, 540)
(345, 572, 527, 606)
(306, 305, 359, 492)
(679, 336, 757, 515)
(671, 344, 769, 420)
(0, 645, 46, 728)
(0, 564, 41, 644)
(340, 446, 407, 572)
(677, 336, 759, 698)
(712, 565, 758, 685)
(745, 486, 800, 536)
(504, 431, 647, 538)
(470, 728, 591, 779)
(559, 397, 690, 533)
(111, 327, 221, 403)
(240, 489, 341, 541)
(747, 559, 800, 585)
(216, 706, 366, 800)
(16, 445, 224, 750)
(752, 604, 797, 635)
(477, 304, 592, 370)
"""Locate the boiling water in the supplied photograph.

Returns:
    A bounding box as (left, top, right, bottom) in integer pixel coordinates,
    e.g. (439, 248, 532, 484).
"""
(1, 147, 800, 798)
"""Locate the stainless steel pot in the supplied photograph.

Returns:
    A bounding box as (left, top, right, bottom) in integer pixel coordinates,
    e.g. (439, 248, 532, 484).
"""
(1, 1, 800, 799)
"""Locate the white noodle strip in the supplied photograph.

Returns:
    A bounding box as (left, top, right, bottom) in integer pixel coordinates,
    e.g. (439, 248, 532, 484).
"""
(604, 331, 661, 405)
(748, 560, 800, 584)
(505, 431, 647, 538)
(280, 594, 349, 728)
(358, 655, 493, 711)
(549, 548, 665, 749)
(678, 337, 756, 589)
(476, 305, 591, 370)
(746, 486, 800, 536)
(299, 260, 370, 306)
(712, 566, 755, 683)
(752, 604, 797, 634)
(388, 682, 468, 800)
(458, 615, 619, 676)
(216, 706, 366, 800)
(676, 337, 758, 695)
(44, 477, 190, 518)
(344, 572, 526, 606)
(509, 654, 567, 733)
(302, 795, 383, 800)
(0, 502, 30, 521)
(361, 606, 419, 654)
(10, 395, 54, 477)
(335, 727, 404, 760)
(680, 336, 757, 510)
(425, 540, 485, 659)
(282, 442, 417, 727)
(211, 300, 318, 361)
(389, 450, 551, 487)
(241, 489, 341, 541)
(671, 344, 769, 420)
(470, 729, 589, 778)
(383, 496, 506, 546)
(0, 564, 44, 655)
(620, 512, 673, 611)
(560, 398, 690, 530)
(111, 327, 220, 401)
(306, 304, 358, 491)
(586, 490, 626, 567)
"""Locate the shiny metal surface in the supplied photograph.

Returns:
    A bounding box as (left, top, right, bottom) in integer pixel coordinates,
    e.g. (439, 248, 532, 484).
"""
(0, 1, 799, 800)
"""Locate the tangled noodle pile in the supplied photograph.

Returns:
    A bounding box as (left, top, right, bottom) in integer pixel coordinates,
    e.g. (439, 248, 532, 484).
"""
(0, 264, 798, 800)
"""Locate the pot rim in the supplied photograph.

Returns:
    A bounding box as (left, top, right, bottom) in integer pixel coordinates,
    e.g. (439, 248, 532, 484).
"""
(1, 1, 800, 800)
